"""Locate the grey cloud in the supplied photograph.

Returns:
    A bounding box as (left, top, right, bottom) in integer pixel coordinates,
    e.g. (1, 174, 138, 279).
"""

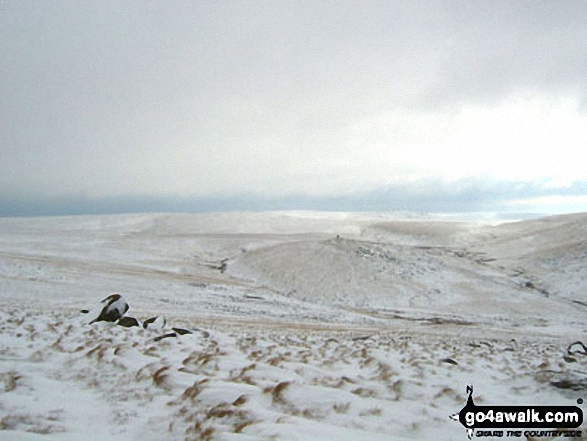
(420, 1, 587, 108)
(2, 178, 586, 218)
(1, 1, 586, 210)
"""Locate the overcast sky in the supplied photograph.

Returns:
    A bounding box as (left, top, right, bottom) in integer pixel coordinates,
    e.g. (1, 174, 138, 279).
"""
(2, 1, 587, 216)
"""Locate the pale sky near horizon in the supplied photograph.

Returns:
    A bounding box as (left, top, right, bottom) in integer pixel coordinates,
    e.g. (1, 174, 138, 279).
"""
(2, 1, 587, 216)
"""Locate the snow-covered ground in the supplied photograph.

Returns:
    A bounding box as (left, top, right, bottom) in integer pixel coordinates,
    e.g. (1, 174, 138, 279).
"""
(1, 211, 586, 440)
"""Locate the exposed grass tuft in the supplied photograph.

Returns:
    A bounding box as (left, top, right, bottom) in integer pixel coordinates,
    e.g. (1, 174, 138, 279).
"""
(1, 371, 21, 392)
(333, 402, 351, 414)
(152, 366, 170, 387)
(233, 394, 248, 406)
(351, 387, 378, 398)
(265, 381, 292, 404)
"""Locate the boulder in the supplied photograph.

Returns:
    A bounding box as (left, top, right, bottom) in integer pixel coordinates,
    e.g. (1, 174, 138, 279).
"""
(89, 294, 129, 324)
(118, 316, 140, 328)
(143, 316, 167, 332)
(172, 327, 192, 335)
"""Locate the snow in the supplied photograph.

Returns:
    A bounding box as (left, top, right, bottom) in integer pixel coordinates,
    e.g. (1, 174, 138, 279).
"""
(1, 211, 586, 440)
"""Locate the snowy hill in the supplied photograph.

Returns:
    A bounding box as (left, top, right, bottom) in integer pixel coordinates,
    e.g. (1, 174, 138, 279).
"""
(1, 211, 586, 440)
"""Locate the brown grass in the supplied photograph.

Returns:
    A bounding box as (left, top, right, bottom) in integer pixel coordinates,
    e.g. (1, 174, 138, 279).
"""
(0, 413, 65, 434)
(234, 420, 255, 433)
(233, 395, 248, 406)
(433, 386, 460, 402)
(360, 407, 383, 417)
(183, 352, 215, 367)
(85, 344, 107, 361)
(207, 404, 237, 419)
(142, 346, 158, 357)
(302, 407, 327, 420)
(228, 363, 257, 385)
(184, 423, 215, 441)
(152, 366, 170, 387)
(333, 402, 351, 414)
(175, 378, 210, 403)
(201, 426, 216, 439)
(2, 371, 21, 392)
(50, 336, 64, 351)
(192, 402, 258, 436)
(264, 381, 292, 404)
(351, 387, 378, 398)
(374, 362, 395, 382)
(388, 379, 403, 400)
(268, 356, 283, 366)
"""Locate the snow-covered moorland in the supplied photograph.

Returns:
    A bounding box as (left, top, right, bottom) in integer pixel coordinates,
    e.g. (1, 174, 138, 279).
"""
(1, 211, 586, 440)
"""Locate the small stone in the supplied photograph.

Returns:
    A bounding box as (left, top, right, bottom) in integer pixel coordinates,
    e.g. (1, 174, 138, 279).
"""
(567, 341, 587, 355)
(172, 327, 192, 335)
(143, 317, 158, 329)
(90, 294, 129, 324)
(118, 317, 140, 328)
(154, 333, 177, 342)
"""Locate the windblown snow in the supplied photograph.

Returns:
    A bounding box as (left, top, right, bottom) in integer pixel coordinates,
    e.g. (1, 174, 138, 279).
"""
(1, 211, 586, 440)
